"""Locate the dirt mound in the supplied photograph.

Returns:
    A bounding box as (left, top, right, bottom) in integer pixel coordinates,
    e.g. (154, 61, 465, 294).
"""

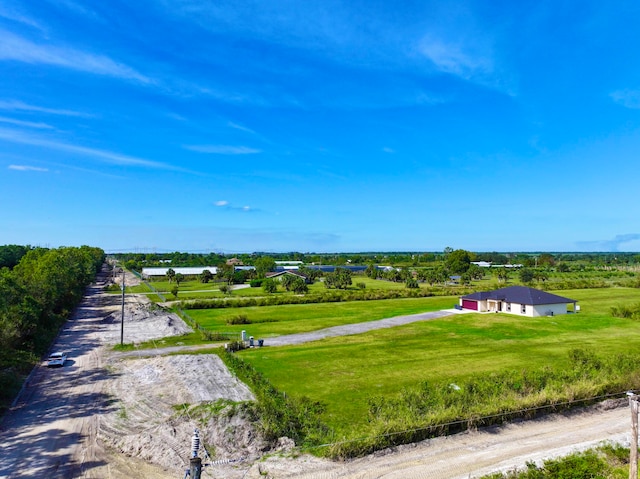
(100, 354, 268, 477)
(99, 293, 192, 345)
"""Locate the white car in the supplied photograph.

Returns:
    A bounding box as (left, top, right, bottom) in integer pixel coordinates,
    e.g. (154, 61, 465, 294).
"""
(47, 352, 67, 367)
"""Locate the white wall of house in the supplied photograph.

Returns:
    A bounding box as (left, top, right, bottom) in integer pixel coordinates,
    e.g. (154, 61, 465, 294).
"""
(531, 303, 569, 317)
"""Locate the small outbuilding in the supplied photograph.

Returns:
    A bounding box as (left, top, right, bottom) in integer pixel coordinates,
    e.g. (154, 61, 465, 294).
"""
(459, 286, 577, 317)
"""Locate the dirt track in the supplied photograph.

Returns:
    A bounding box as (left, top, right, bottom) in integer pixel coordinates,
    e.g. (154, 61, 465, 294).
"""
(0, 268, 635, 479)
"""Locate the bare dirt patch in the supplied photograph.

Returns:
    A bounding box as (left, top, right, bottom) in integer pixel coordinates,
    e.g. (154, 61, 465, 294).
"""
(99, 355, 265, 478)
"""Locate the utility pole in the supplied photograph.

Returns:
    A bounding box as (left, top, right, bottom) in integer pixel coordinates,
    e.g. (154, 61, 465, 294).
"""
(121, 268, 125, 346)
(629, 391, 639, 479)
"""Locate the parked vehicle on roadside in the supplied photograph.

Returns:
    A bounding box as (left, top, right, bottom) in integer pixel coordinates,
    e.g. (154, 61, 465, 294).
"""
(46, 352, 67, 368)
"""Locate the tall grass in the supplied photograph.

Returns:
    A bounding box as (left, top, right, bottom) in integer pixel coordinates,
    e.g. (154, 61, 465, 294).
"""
(610, 303, 640, 320)
(482, 443, 631, 478)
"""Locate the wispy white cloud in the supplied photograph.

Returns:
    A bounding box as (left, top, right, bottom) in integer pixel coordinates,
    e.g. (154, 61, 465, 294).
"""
(0, 127, 176, 169)
(0, 116, 53, 129)
(610, 89, 640, 109)
(382, 147, 395, 154)
(0, 29, 151, 83)
(0, 4, 44, 31)
(215, 200, 229, 207)
(8, 164, 49, 172)
(0, 99, 92, 117)
(185, 144, 261, 154)
(228, 121, 256, 134)
(418, 34, 494, 80)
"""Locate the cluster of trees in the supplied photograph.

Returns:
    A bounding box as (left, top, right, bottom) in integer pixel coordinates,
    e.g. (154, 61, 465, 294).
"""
(324, 268, 352, 289)
(0, 244, 31, 269)
(1, 246, 104, 352)
(1, 245, 104, 409)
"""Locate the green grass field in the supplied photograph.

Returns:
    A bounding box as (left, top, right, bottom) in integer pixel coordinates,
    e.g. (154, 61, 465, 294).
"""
(186, 295, 458, 337)
(235, 287, 640, 435)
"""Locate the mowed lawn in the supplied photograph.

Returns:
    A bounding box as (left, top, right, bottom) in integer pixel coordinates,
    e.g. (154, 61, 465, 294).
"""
(236, 287, 640, 435)
(186, 295, 459, 337)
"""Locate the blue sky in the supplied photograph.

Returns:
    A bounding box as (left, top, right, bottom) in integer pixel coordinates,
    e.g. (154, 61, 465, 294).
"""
(1, 1, 639, 253)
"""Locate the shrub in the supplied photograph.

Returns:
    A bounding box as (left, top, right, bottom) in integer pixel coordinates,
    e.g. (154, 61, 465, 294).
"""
(610, 303, 640, 320)
(405, 278, 419, 289)
(250, 279, 264, 288)
(262, 279, 277, 293)
(227, 314, 251, 325)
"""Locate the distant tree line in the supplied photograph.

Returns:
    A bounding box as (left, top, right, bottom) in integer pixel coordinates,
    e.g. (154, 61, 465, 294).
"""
(0, 245, 105, 412)
(114, 249, 640, 273)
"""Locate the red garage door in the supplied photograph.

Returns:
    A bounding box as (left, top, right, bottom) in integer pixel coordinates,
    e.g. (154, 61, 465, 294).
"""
(462, 299, 478, 310)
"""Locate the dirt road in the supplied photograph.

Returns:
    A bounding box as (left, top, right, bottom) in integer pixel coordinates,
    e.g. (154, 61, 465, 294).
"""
(0, 269, 189, 479)
(0, 269, 634, 479)
(253, 402, 630, 478)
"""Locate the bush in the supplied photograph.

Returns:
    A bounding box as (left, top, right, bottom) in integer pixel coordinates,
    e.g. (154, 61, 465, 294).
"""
(262, 279, 277, 293)
(611, 303, 640, 320)
(227, 314, 251, 325)
(405, 278, 419, 289)
(250, 279, 264, 288)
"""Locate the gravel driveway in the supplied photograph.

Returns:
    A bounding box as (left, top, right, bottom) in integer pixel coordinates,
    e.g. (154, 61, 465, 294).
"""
(265, 309, 459, 346)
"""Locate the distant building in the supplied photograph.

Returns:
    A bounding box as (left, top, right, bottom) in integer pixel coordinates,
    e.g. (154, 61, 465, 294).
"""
(265, 270, 310, 283)
(471, 261, 492, 268)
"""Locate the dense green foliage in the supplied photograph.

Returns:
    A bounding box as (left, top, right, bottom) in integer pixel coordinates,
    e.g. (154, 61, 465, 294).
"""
(0, 244, 31, 269)
(0, 245, 104, 414)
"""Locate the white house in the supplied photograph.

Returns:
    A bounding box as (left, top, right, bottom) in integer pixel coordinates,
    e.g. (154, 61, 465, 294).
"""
(459, 286, 577, 317)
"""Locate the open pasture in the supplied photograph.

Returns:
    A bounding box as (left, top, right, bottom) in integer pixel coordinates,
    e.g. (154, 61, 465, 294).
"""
(237, 288, 640, 435)
(186, 295, 458, 337)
